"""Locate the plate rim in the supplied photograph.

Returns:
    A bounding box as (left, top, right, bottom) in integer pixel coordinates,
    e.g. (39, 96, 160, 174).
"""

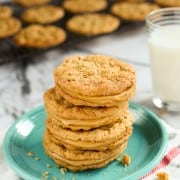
(3, 102, 168, 180)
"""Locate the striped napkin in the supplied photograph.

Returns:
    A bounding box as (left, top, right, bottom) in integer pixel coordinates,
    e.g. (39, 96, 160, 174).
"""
(141, 121, 180, 180)
(0, 122, 180, 180)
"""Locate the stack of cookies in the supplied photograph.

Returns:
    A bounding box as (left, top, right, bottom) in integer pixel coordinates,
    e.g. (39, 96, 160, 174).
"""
(43, 55, 136, 171)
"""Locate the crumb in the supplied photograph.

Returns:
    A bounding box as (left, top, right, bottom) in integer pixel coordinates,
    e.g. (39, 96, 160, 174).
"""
(116, 158, 121, 162)
(60, 168, 67, 175)
(34, 157, 40, 161)
(27, 151, 34, 157)
(157, 172, 169, 180)
(121, 154, 131, 165)
(157, 110, 165, 117)
(52, 176, 57, 180)
(41, 171, 49, 177)
(46, 163, 51, 168)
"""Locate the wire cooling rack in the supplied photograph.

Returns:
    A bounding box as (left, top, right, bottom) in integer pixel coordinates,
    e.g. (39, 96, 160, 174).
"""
(0, 0, 144, 65)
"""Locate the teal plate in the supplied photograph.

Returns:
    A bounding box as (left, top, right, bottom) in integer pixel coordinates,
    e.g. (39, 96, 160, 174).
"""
(3, 102, 168, 180)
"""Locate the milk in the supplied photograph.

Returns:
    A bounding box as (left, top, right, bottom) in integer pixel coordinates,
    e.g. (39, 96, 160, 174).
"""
(148, 26, 180, 102)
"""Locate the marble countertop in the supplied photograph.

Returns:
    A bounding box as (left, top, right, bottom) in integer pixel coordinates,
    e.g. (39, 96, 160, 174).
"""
(0, 23, 180, 179)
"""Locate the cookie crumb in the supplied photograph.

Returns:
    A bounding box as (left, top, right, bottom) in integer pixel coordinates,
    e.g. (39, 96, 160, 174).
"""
(41, 171, 49, 177)
(60, 167, 67, 175)
(157, 172, 169, 180)
(121, 154, 131, 165)
(52, 176, 57, 180)
(27, 151, 34, 157)
(34, 157, 40, 161)
(46, 163, 51, 168)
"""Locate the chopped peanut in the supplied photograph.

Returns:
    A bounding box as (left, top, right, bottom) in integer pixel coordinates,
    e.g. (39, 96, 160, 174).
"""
(121, 154, 131, 165)
(157, 172, 169, 180)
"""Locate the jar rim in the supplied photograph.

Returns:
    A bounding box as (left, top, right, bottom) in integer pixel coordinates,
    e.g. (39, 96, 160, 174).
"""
(146, 7, 180, 30)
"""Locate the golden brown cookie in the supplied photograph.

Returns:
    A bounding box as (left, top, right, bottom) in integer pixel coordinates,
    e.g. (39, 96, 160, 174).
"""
(21, 5, 64, 24)
(155, 0, 180, 7)
(46, 111, 133, 151)
(54, 55, 136, 107)
(0, 5, 12, 19)
(13, 0, 51, 7)
(44, 88, 128, 130)
(63, 0, 107, 13)
(43, 129, 127, 171)
(118, 0, 145, 3)
(0, 17, 21, 38)
(14, 25, 66, 48)
(111, 2, 159, 21)
(66, 13, 120, 36)
(49, 125, 132, 151)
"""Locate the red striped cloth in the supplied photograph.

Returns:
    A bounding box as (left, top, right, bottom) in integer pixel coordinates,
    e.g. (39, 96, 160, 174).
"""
(141, 147, 180, 179)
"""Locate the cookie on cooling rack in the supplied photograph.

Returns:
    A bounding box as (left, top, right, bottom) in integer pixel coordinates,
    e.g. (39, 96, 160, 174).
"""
(66, 13, 120, 36)
(14, 25, 66, 48)
(12, 0, 51, 7)
(63, 0, 107, 13)
(155, 0, 180, 7)
(0, 5, 13, 19)
(117, 0, 145, 3)
(111, 2, 159, 21)
(0, 17, 21, 38)
(21, 5, 65, 24)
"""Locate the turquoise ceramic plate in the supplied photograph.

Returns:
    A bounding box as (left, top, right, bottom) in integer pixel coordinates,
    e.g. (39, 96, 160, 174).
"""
(3, 102, 168, 180)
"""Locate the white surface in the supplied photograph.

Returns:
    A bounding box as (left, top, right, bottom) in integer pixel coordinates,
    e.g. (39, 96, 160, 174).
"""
(77, 25, 149, 65)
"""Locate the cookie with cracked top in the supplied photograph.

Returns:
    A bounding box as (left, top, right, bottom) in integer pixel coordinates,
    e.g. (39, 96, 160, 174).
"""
(111, 2, 159, 21)
(63, 0, 107, 13)
(0, 6, 12, 19)
(54, 55, 136, 107)
(0, 17, 21, 38)
(13, 0, 51, 7)
(21, 5, 64, 24)
(155, 0, 180, 7)
(14, 25, 66, 48)
(67, 13, 120, 36)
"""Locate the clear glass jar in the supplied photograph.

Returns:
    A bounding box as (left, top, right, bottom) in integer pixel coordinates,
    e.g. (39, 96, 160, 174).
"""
(146, 8, 180, 111)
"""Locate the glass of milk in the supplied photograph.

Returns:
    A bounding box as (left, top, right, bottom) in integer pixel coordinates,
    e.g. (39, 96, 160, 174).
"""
(146, 8, 180, 111)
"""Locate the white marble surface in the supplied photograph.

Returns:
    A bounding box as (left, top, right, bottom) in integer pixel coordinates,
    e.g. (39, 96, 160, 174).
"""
(0, 23, 180, 179)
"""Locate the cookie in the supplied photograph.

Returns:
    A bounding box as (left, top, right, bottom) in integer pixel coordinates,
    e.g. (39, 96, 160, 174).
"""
(14, 25, 66, 48)
(63, 0, 107, 13)
(111, 2, 159, 21)
(13, 0, 51, 7)
(66, 13, 120, 36)
(46, 111, 133, 151)
(49, 125, 132, 151)
(0, 17, 21, 38)
(0, 5, 12, 19)
(54, 55, 135, 107)
(119, 0, 145, 2)
(155, 0, 180, 7)
(44, 88, 128, 130)
(21, 5, 65, 24)
(43, 130, 127, 171)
